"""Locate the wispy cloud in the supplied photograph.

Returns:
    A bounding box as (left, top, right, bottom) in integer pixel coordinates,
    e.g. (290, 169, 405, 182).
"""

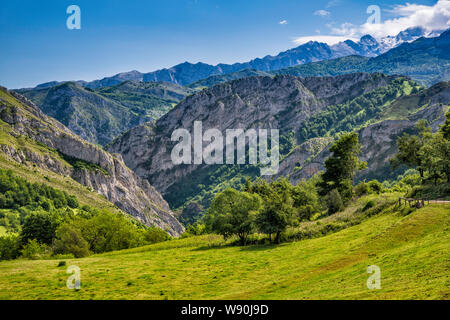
(279, 20, 288, 25)
(326, 0, 341, 9)
(314, 10, 331, 17)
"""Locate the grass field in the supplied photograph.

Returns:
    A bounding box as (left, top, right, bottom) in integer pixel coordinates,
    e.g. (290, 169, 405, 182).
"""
(0, 202, 448, 300)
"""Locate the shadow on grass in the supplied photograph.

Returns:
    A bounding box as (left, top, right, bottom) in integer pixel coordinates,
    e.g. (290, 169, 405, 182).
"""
(192, 242, 282, 252)
(239, 244, 283, 252)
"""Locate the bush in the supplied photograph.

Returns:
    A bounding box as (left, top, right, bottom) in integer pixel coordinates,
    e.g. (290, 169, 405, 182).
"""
(355, 182, 370, 197)
(21, 211, 60, 245)
(53, 224, 90, 258)
(368, 180, 383, 194)
(66, 196, 79, 209)
(338, 179, 354, 204)
(21, 239, 50, 260)
(58, 261, 66, 267)
(0, 234, 21, 260)
(327, 189, 343, 214)
(362, 200, 376, 212)
(143, 227, 171, 244)
(182, 223, 207, 238)
(73, 211, 146, 253)
(298, 205, 315, 221)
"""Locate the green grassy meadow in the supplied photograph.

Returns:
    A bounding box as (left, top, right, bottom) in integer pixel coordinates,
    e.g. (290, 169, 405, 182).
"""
(0, 202, 448, 300)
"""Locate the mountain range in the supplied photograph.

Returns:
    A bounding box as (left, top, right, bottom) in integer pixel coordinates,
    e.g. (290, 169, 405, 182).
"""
(26, 27, 443, 90)
(4, 26, 450, 228)
(16, 28, 449, 149)
(277, 29, 450, 86)
(106, 73, 449, 224)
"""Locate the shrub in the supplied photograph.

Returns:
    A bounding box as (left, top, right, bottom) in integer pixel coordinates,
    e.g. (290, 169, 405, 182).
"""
(21, 211, 60, 245)
(143, 227, 171, 244)
(53, 224, 90, 258)
(368, 180, 383, 194)
(21, 239, 50, 260)
(74, 211, 146, 253)
(57, 261, 66, 267)
(41, 201, 51, 211)
(355, 182, 370, 197)
(362, 200, 376, 212)
(298, 205, 315, 221)
(66, 196, 79, 209)
(182, 223, 207, 238)
(0, 234, 21, 260)
(327, 189, 343, 214)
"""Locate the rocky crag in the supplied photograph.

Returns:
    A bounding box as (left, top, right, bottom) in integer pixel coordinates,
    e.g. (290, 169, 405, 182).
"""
(0, 87, 184, 236)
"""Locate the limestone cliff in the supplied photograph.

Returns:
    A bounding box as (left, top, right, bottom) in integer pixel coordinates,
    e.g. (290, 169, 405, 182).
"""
(0, 87, 184, 236)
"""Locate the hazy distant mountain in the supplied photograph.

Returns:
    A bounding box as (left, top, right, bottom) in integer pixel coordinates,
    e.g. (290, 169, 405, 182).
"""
(277, 29, 450, 86)
(29, 27, 442, 89)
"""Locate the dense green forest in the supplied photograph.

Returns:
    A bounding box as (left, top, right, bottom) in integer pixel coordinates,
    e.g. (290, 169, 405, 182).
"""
(298, 78, 420, 143)
(0, 169, 170, 260)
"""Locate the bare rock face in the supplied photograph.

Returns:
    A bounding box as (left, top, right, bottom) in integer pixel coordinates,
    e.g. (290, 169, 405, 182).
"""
(108, 73, 407, 203)
(0, 88, 184, 237)
(271, 137, 333, 185)
(277, 101, 448, 184)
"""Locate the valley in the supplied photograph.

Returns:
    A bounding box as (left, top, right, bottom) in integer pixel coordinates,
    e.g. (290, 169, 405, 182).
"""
(0, 15, 449, 303)
(0, 197, 448, 299)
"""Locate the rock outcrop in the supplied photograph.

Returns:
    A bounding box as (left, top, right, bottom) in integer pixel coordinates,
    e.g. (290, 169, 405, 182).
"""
(0, 87, 184, 236)
(107, 73, 416, 216)
(277, 86, 449, 184)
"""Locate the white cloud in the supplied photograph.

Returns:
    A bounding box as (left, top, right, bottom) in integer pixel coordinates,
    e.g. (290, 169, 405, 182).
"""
(331, 0, 450, 39)
(314, 10, 331, 17)
(292, 1, 450, 46)
(279, 20, 288, 25)
(326, 0, 341, 9)
(293, 35, 358, 46)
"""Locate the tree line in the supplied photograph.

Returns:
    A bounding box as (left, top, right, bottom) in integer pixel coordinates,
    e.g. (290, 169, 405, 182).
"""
(0, 169, 170, 260)
(204, 132, 370, 245)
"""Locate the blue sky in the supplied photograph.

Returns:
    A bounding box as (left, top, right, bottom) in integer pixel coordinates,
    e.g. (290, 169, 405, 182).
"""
(0, 0, 444, 88)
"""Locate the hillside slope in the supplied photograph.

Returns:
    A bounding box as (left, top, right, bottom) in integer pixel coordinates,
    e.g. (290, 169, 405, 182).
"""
(107, 73, 419, 219)
(17, 81, 193, 146)
(0, 200, 448, 299)
(278, 82, 450, 184)
(0, 87, 183, 236)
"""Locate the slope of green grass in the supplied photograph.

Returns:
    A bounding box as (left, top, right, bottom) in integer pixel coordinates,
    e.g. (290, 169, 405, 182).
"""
(0, 201, 448, 300)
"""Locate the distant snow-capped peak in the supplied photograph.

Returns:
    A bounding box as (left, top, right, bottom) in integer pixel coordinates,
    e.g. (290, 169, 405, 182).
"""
(378, 27, 444, 53)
